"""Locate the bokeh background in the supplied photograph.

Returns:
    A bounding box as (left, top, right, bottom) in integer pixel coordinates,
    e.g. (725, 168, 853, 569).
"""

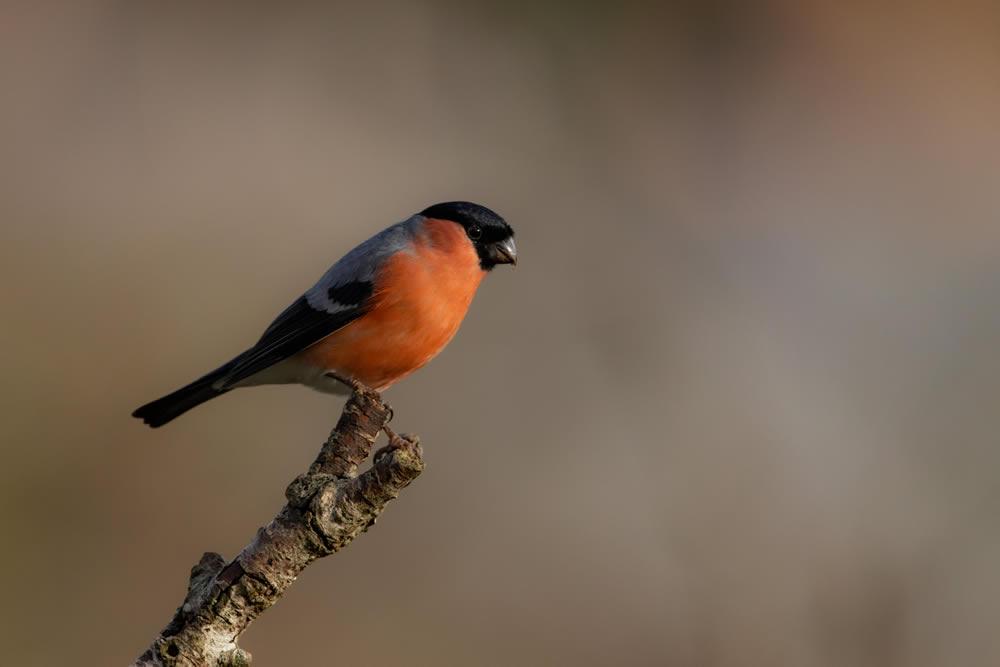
(2, 1, 1000, 665)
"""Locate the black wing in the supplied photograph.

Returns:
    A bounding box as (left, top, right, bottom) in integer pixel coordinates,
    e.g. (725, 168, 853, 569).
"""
(221, 280, 373, 388)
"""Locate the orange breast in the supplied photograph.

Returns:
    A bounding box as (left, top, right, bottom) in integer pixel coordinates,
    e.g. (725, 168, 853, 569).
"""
(297, 218, 485, 390)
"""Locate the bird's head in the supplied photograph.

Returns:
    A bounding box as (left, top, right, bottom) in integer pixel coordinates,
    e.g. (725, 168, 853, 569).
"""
(420, 201, 516, 271)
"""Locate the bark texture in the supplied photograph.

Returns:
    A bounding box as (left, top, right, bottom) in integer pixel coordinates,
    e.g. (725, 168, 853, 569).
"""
(133, 387, 424, 666)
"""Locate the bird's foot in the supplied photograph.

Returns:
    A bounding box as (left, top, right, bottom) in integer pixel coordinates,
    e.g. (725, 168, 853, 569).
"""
(375, 424, 421, 463)
(324, 371, 369, 393)
(324, 371, 393, 421)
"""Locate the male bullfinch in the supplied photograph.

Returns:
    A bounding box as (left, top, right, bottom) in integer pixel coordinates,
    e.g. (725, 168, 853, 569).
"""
(132, 201, 516, 427)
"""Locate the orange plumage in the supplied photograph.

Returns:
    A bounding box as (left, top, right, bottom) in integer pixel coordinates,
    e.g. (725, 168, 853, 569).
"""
(296, 218, 485, 389)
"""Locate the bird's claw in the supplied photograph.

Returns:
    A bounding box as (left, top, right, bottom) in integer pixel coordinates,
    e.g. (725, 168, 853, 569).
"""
(375, 424, 420, 462)
(324, 371, 367, 393)
(324, 372, 393, 422)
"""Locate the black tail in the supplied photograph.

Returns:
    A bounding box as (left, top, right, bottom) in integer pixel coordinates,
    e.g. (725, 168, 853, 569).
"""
(132, 362, 235, 428)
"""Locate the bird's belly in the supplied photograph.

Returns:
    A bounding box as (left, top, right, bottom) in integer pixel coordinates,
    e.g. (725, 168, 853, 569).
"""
(303, 312, 459, 389)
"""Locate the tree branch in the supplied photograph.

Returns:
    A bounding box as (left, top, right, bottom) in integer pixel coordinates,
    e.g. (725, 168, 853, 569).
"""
(133, 387, 424, 666)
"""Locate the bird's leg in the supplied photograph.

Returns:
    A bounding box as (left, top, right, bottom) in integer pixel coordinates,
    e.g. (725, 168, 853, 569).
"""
(325, 370, 395, 427)
(324, 371, 368, 393)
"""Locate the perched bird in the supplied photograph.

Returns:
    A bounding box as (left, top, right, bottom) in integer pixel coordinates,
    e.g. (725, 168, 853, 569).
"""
(133, 201, 516, 427)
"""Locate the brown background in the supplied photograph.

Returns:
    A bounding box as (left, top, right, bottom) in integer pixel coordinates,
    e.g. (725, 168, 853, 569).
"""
(2, 1, 1000, 665)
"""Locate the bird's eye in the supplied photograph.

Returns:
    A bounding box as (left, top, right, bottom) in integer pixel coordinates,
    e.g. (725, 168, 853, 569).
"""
(468, 225, 482, 240)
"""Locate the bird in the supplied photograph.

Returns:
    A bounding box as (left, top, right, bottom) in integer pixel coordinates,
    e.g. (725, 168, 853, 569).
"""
(132, 201, 516, 427)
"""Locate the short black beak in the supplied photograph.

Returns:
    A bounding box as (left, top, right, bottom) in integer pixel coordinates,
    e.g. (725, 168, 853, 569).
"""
(490, 237, 517, 266)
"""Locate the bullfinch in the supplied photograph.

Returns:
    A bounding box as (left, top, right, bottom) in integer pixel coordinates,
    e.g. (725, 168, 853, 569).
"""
(132, 201, 516, 427)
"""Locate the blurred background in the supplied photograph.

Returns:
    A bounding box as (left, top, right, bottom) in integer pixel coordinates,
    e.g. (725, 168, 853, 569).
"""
(2, 1, 999, 665)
